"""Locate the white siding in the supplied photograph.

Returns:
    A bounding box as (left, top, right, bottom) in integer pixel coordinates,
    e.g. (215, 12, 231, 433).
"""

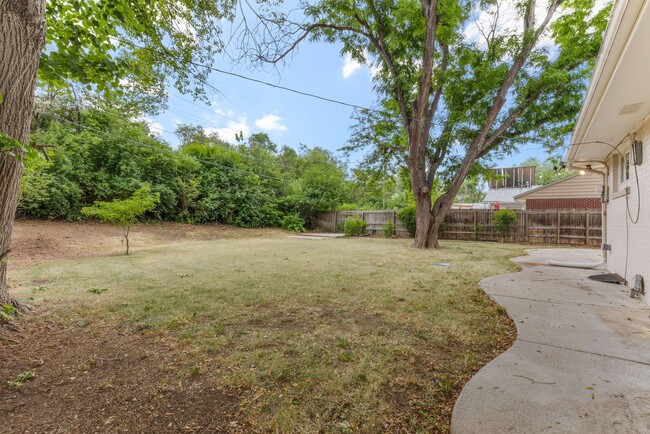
(519, 174, 602, 200)
(605, 116, 650, 304)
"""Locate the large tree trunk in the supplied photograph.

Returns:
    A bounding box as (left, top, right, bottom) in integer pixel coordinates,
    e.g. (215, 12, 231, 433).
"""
(408, 152, 434, 249)
(0, 0, 46, 310)
(413, 185, 433, 248)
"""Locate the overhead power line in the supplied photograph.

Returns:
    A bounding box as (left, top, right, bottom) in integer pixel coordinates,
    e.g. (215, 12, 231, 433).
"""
(55, 116, 291, 182)
(115, 36, 565, 153)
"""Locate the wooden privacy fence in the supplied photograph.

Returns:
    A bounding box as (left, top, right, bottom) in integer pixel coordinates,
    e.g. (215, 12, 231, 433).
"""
(315, 209, 602, 247)
(315, 210, 411, 238)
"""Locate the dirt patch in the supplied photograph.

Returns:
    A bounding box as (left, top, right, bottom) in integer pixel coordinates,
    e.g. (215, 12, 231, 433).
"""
(0, 316, 248, 433)
(9, 219, 283, 269)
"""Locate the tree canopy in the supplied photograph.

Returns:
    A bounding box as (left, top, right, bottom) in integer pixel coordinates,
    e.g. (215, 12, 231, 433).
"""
(20, 98, 352, 228)
(41, 0, 234, 109)
(520, 156, 577, 185)
(240, 0, 611, 247)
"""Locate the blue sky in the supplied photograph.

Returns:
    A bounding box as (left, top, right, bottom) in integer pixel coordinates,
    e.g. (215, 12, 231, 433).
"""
(147, 40, 554, 170)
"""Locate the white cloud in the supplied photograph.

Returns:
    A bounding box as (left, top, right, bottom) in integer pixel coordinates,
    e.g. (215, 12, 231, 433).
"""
(254, 113, 288, 132)
(119, 78, 132, 88)
(140, 117, 165, 136)
(463, 0, 563, 51)
(342, 53, 363, 79)
(205, 109, 250, 143)
(149, 121, 164, 133)
(369, 61, 382, 79)
(174, 17, 196, 39)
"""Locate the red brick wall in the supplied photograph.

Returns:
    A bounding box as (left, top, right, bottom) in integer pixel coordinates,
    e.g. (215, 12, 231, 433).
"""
(526, 198, 602, 210)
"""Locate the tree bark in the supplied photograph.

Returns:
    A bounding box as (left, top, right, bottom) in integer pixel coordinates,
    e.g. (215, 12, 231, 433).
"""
(408, 133, 435, 248)
(0, 0, 46, 309)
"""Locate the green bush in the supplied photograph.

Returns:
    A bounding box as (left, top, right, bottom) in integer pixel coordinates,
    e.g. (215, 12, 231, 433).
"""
(81, 184, 160, 254)
(471, 223, 485, 238)
(281, 214, 306, 233)
(493, 209, 517, 240)
(383, 221, 395, 238)
(338, 203, 376, 211)
(344, 217, 367, 237)
(398, 205, 416, 237)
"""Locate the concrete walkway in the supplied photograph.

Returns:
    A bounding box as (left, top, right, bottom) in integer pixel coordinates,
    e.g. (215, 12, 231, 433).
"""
(451, 249, 650, 433)
(286, 233, 345, 240)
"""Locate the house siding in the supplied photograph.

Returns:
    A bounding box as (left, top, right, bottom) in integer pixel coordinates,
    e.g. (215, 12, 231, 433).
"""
(527, 198, 602, 210)
(519, 174, 602, 200)
(605, 117, 650, 304)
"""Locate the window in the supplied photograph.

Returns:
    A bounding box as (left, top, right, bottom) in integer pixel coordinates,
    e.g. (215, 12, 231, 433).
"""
(619, 151, 630, 187)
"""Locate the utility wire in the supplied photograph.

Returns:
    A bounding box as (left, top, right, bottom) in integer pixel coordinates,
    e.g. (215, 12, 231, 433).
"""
(168, 93, 343, 149)
(51, 112, 376, 197)
(60, 103, 355, 174)
(115, 35, 562, 147)
(54, 115, 291, 182)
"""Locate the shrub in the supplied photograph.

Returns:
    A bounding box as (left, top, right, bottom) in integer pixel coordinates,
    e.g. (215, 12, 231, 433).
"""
(338, 203, 360, 211)
(493, 209, 517, 240)
(344, 217, 366, 237)
(471, 223, 485, 238)
(383, 221, 395, 238)
(398, 205, 416, 237)
(81, 184, 160, 255)
(281, 214, 306, 233)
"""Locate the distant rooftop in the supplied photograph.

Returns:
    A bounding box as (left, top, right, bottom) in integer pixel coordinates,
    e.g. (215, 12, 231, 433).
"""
(482, 187, 536, 204)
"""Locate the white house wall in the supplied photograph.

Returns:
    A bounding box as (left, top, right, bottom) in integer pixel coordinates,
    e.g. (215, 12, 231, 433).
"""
(605, 116, 650, 304)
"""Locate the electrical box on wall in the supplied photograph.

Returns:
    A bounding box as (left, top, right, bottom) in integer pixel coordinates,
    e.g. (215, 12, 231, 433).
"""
(632, 140, 643, 165)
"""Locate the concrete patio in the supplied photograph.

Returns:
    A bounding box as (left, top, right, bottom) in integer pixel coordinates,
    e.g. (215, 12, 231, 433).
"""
(451, 249, 650, 433)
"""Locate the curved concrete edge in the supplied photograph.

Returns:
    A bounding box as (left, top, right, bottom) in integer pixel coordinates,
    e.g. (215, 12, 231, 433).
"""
(450, 248, 650, 434)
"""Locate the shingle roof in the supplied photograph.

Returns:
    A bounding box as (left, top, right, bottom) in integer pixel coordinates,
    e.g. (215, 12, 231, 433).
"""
(482, 187, 536, 203)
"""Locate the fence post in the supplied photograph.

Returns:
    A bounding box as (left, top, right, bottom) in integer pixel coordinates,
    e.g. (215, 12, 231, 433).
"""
(393, 210, 397, 235)
(333, 211, 337, 232)
(585, 212, 590, 245)
(557, 211, 561, 244)
(473, 209, 478, 240)
(524, 210, 528, 243)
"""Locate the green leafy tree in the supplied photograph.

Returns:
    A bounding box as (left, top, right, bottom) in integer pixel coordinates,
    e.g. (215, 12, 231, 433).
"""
(521, 157, 577, 186)
(22, 102, 354, 231)
(284, 148, 349, 226)
(0, 0, 234, 308)
(242, 0, 611, 249)
(81, 185, 160, 255)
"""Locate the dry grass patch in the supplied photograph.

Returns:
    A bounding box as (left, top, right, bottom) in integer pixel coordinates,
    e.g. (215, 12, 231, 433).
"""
(8, 237, 523, 432)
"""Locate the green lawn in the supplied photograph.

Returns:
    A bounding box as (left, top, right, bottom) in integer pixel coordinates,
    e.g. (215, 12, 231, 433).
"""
(10, 236, 523, 432)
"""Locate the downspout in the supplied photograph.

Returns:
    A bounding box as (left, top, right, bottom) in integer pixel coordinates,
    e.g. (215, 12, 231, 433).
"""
(546, 164, 609, 269)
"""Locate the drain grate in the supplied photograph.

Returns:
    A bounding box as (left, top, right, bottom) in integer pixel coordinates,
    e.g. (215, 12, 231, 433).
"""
(588, 273, 627, 285)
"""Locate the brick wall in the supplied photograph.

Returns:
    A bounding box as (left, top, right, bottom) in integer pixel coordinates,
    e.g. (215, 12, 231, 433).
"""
(526, 198, 602, 210)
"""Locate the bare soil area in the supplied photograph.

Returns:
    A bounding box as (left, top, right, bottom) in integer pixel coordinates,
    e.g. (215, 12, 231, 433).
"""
(9, 219, 282, 268)
(0, 319, 248, 433)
